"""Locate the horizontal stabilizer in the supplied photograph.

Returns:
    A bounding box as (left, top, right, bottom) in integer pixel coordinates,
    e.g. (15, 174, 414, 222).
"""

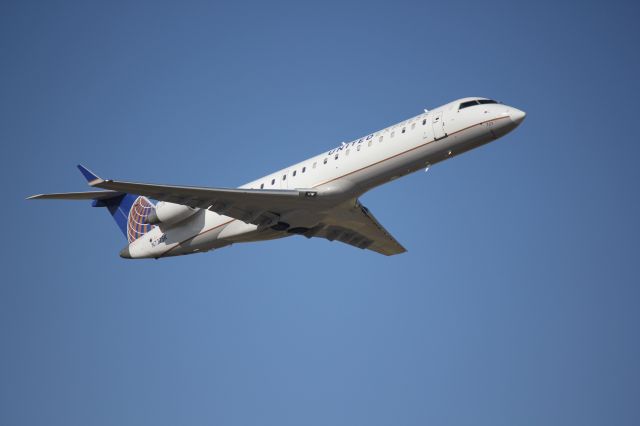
(26, 165, 153, 243)
(27, 190, 124, 200)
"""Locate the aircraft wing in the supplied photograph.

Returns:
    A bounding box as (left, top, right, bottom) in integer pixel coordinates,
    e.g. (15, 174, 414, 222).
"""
(79, 166, 406, 255)
(27, 190, 124, 200)
(82, 167, 320, 228)
(310, 201, 407, 256)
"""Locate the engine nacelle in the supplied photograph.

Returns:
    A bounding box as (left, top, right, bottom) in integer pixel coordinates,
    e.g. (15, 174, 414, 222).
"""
(146, 201, 198, 225)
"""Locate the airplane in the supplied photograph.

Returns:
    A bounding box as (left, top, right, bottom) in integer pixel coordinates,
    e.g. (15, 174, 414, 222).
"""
(28, 97, 526, 259)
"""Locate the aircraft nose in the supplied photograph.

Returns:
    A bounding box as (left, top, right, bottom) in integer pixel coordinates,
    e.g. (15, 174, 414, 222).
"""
(119, 245, 132, 259)
(510, 108, 526, 125)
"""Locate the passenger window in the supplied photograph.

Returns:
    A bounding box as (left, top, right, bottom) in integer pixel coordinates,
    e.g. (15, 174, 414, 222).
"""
(282, 174, 286, 181)
(260, 183, 264, 189)
(293, 170, 296, 176)
(313, 162, 317, 169)
(323, 158, 328, 164)
(271, 179, 275, 185)
(379, 135, 383, 142)
(302, 166, 306, 173)
(422, 119, 426, 125)
(334, 154, 338, 160)
(357, 145, 361, 151)
(402, 127, 406, 133)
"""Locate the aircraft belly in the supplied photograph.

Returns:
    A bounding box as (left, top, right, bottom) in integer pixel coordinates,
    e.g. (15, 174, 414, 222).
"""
(217, 220, 257, 240)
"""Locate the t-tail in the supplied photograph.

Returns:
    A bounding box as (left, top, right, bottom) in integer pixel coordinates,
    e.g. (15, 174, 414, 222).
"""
(27, 165, 156, 243)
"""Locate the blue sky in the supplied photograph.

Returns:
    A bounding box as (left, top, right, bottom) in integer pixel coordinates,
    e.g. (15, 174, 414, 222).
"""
(2, 1, 639, 425)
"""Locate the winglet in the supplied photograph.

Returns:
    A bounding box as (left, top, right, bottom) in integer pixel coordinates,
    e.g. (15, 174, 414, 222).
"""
(77, 164, 103, 186)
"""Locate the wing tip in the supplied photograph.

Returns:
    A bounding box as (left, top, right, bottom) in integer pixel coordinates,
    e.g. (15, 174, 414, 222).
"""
(77, 164, 103, 186)
(384, 248, 407, 256)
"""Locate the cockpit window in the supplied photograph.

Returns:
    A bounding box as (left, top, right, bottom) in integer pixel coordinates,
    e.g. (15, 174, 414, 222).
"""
(459, 99, 498, 110)
(459, 100, 479, 109)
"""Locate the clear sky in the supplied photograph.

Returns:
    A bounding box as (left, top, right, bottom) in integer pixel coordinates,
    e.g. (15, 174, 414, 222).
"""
(2, 1, 639, 425)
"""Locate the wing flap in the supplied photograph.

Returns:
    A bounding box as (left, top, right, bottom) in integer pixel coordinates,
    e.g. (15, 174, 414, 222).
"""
(315, 201, 406, 256)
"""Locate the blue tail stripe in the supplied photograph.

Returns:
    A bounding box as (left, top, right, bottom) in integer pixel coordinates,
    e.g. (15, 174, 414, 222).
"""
(104, 194, 137, 238)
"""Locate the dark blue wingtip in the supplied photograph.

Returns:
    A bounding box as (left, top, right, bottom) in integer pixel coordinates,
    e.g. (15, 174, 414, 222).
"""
(77, 164, 100, 183)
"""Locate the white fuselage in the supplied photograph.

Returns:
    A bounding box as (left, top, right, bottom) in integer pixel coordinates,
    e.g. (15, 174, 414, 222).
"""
(128, 98, 525, 258)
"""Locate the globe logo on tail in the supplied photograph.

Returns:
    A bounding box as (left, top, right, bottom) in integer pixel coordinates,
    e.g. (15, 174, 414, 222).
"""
(127, 196, 156, 243)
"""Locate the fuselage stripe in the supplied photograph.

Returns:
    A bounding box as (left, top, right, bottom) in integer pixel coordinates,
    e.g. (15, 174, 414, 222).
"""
(312, 115, 509, 188)
(158, 115, 509, 258)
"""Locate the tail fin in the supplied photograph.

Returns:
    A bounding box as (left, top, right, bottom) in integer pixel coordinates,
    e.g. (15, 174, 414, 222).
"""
(76, 165, 156, 242)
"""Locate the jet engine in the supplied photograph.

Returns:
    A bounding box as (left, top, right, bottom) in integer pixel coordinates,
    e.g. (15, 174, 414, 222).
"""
(146, 201, 198, 225)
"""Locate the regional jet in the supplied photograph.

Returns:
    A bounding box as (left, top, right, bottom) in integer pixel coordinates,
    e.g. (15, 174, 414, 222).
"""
(28, 97, 526, 259)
